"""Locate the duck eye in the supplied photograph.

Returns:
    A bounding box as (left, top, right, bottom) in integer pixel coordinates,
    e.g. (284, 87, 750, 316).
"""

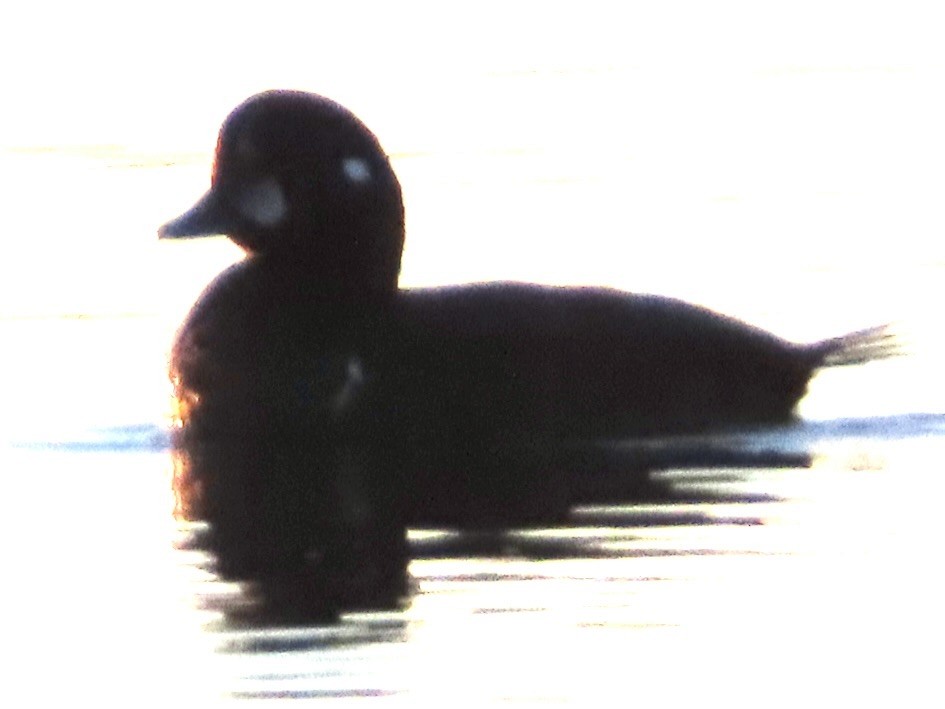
(235, 176, 288, 227)
(341, 157, 372, 184)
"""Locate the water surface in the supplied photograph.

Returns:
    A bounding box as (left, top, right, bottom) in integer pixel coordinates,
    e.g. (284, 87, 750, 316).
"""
(5, 11, 945, 701)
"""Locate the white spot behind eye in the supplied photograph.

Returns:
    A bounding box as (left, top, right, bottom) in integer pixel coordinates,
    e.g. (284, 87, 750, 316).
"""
(342, 157, 372, 183)
(237, 176, 288, 227)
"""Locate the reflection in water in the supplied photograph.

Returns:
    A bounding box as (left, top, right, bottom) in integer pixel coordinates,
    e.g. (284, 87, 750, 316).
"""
(171, 432, 805, 627)
(172, 433, 808, 639)
(168, 446, 939, 702)
(171, 438, 411, 625)
(177, 478, 777, 700)
(5, 423, 940, 702)
(158, 412, 945, 700)
(170, 411, 945, 631)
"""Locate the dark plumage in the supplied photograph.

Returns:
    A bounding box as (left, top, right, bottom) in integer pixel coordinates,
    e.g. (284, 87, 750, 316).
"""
(159, 90, 894, 616)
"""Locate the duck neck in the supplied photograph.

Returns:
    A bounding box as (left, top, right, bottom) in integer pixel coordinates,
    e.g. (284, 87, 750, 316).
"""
(252, 251, 400, 303)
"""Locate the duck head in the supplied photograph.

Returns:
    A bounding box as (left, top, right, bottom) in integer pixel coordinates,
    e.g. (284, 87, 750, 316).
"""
(159, 90, 405, 292)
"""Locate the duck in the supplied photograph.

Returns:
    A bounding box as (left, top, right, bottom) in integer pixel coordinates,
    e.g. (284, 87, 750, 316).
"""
(159, 90, 894, 612)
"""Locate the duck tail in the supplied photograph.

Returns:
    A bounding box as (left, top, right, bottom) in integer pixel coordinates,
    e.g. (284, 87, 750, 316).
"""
(817, 324, 901, 367)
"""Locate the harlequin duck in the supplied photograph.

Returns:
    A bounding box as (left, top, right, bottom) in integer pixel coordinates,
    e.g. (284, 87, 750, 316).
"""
(160, 90, 894, 614)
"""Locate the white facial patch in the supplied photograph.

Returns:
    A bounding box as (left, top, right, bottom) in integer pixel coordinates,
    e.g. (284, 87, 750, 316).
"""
(342, 157, 372, 183)
(237, 176, 288, 227)
(331, 356, 366, 415)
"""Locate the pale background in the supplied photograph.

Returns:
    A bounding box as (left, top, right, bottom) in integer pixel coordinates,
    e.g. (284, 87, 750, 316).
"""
(2, 2, 944, 704)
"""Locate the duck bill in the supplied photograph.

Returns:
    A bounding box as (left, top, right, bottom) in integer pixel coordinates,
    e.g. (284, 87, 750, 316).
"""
(158, 188, 236, 239)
